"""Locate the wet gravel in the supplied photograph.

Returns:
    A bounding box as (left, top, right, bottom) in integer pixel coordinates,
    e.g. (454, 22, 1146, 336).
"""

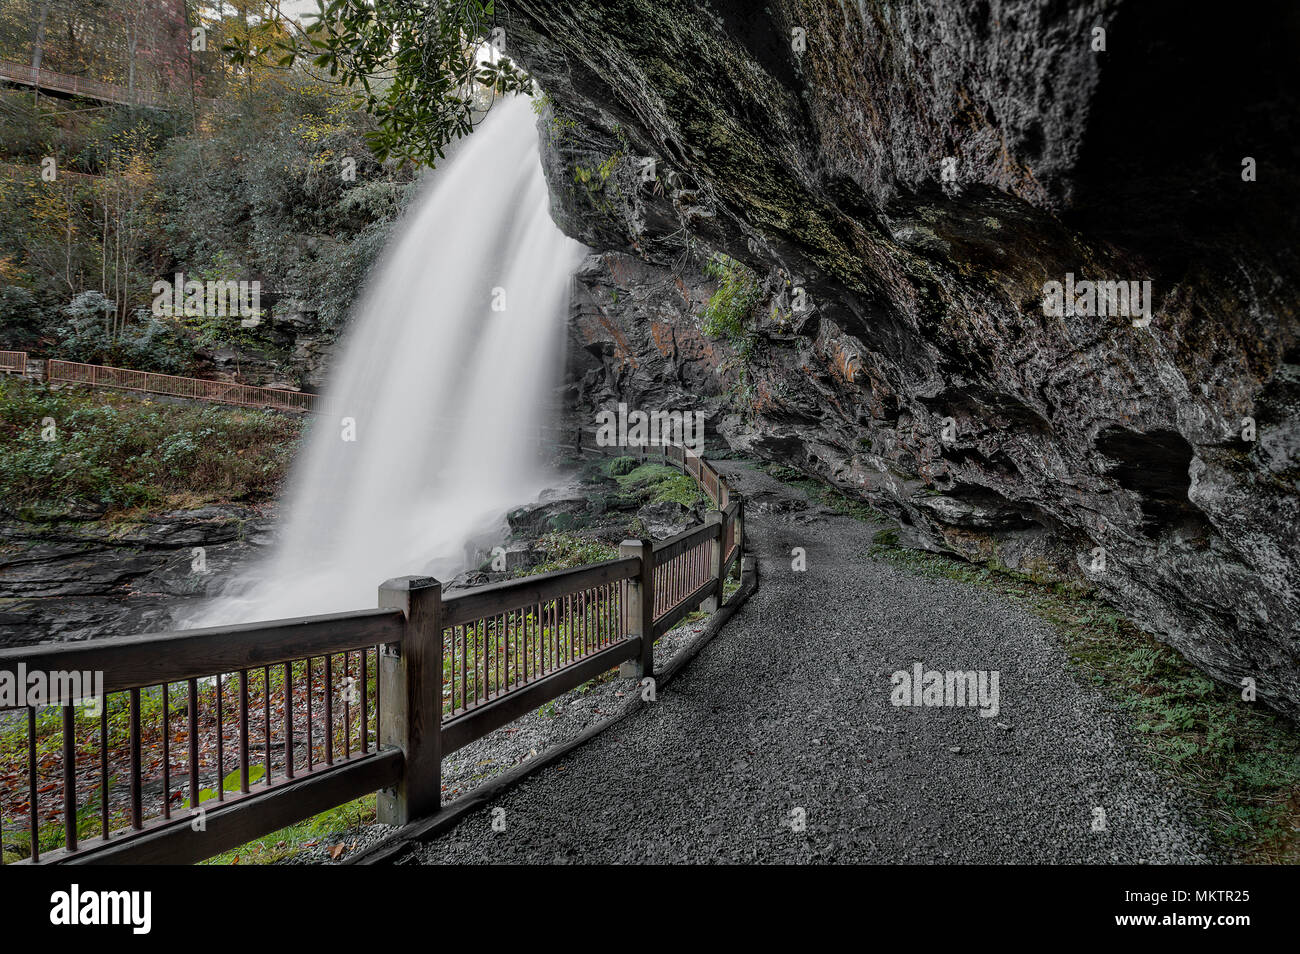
(397, 462, 1216, 865)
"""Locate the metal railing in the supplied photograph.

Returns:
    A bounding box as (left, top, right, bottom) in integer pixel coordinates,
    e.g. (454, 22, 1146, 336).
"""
(0, 60, 165, 107)
(0, 431, 743, 864)
(0, 350, 26, 375)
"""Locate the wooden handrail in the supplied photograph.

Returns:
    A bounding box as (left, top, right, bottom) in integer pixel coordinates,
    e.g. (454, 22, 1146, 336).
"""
(653, 520, 720, 562)
(0, 609, 405, 695)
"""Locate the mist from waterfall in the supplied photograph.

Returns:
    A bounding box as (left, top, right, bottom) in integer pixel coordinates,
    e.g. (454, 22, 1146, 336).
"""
(185, 95, 586, 625)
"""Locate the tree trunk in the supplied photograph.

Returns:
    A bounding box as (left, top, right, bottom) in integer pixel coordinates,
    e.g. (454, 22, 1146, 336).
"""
(30, 0, 51, 72)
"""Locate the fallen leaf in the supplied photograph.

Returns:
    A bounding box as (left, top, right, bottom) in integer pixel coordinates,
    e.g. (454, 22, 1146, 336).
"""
(329, 843, 345, 860)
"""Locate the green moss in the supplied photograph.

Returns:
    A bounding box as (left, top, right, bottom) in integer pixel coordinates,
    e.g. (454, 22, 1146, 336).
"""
(700, 254, 760, 344)
(613, 462, 706, 509)
(651, 472, 703, 507)
(605, 455, 639, 477)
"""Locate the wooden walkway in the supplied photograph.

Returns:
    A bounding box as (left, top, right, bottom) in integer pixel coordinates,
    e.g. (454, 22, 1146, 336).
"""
(0, 60, 165, 108)
(0, 351, 317, 414)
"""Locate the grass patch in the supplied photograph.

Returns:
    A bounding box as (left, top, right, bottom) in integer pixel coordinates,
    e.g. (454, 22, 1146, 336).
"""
(201, 795, 377, 865)
(870, 541, 1300, 862)
(0, 377, 302, 514)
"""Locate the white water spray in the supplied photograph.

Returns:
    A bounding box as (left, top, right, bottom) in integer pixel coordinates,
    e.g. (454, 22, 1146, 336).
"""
(188, 96, 585, 625)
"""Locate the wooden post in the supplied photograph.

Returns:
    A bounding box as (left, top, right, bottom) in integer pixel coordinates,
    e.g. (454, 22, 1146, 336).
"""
(702, 510, 725, 613)
(618, 539, 655, 680)
(730, 495, 744, 580)
(574, 428, 582, 455)
(376, 576, 443, 826)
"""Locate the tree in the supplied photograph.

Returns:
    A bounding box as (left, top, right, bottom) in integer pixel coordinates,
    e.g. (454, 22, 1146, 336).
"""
(30, 1, 52, 72)
(233, 0, 531, 166)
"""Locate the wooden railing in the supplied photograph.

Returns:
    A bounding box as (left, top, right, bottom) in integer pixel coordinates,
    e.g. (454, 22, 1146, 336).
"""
(38, 356, 317, 413)
(0, 431, 743, 864)
(0, 350, 27, 375)
(0, 352, 316, 412)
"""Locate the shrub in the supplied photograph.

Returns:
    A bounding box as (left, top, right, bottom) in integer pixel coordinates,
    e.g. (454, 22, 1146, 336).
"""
(56, 292, 116, 362)
(0, 378, 301, 513)
(606, 455, 638, 477)
(55, 294, 195, 373)
(0, 285, 40, 336)
(701, 254, 760, 344)
(116, 312, 196, 374)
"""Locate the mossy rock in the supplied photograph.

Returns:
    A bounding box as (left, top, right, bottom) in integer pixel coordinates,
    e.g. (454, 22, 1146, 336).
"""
(547, 512, 580, 532)
(606, 455, 639, 477)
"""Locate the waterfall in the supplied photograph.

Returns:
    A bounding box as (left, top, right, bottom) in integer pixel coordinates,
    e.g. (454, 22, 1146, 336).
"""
(185, 95, 586, 625)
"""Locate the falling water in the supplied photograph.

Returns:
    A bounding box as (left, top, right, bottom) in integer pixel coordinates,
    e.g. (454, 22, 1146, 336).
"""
(186, 95, 586, 625)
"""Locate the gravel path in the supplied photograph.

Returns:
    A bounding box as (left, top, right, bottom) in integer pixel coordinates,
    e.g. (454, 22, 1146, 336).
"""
(399, 462, 1215, 864)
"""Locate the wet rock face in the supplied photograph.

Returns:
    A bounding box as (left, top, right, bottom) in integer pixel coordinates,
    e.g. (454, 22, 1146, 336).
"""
(502, 0, 1300, 717)
(561, 250, 736, 442)
(0, 506, 273, 646)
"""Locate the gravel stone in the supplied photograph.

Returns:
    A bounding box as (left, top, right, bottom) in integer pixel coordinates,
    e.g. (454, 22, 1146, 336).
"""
(391, 463, 1215, 865)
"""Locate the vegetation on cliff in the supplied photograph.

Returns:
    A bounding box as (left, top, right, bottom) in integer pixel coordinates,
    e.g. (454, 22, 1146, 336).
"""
(0, 377, 302, 516)
(0, 2, 422, 382)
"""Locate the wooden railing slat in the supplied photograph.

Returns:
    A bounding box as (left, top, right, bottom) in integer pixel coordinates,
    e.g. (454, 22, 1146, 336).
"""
(441, 556, 639, 628)
(652, 520, 720, 563)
